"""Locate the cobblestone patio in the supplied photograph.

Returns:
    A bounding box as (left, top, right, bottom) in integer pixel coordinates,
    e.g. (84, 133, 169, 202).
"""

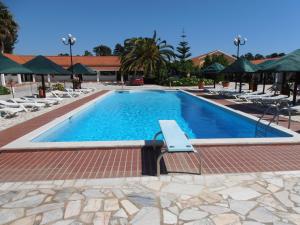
(1, 171, 300, 225)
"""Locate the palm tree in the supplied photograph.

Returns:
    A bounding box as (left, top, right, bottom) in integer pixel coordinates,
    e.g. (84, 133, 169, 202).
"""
(0, 2, 18, 53)
(121, 31, 174, 81)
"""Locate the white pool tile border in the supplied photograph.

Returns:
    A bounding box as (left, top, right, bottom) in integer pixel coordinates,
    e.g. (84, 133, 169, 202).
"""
(2, 89, 300, 150)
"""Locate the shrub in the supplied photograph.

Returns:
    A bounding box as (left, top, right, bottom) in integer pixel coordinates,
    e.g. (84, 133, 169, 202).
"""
(52, 83, 65, 91)
(163, 76, 214, 86)
(0, 86, 11, 95)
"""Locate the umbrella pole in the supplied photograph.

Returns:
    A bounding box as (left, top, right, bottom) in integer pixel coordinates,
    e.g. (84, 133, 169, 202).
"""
(41, 75, 46, 98)
(262, 73, 266, 94)
(239, 74, 242, 93)
(213, 77, 216, 88)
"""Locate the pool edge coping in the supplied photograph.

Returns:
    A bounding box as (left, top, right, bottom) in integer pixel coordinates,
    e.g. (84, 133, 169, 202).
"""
(2, 89, 300, 151)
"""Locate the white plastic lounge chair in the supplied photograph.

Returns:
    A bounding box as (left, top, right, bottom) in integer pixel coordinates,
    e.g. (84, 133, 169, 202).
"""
(152, 120, 200, 176)
(253, 95, 289, 105)
(0, 100, 28, 112)
(8, 99, 45, 111)
(51, 90, 74, 98)
(234, 90, 263, 100)
(22, 97, 59, 106)
(241, 93, 273, 102)
(0, 107, 25, 118)
(66, 88, 93, 94)
(65, 88, 84, 96)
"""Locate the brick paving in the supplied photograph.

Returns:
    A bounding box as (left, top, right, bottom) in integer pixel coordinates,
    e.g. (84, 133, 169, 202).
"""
(1, 90, 300, 181)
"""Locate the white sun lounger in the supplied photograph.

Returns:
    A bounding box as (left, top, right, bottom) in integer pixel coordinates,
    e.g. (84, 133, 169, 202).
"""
(22, 97, 59, 106)
(253, 95, 289, 105)
(8, 99, 45, 111)
(152, 120, 200, 176)
(0, 100, 29, 112)
(0, 107, 25, 118)
(51, 90, 74, 98)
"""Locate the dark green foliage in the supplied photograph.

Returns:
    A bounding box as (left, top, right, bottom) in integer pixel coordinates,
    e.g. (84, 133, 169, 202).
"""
(0, 86, 10, 95)
(52, 83, 64, 91)
(162, 76, 214, 86)
(83, 50, 93, 56)
(120, 31, 174, 80)
(0, 1, 18, 53)
(266, 52, 285, 58)
(58, 53, 69, 56)
(202, 55, 229, 69)
(93, 45, 112, 56)
(254, 54, 264, 60)
(176, 31, 192, 62)
(113, 43, 125, 56)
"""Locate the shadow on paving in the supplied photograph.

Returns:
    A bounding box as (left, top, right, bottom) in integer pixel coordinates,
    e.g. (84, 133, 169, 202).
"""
(141, 145, 167, 176)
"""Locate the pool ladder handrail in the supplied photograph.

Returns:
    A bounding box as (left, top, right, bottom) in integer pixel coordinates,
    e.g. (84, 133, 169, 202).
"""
(255, 102, 292, 137)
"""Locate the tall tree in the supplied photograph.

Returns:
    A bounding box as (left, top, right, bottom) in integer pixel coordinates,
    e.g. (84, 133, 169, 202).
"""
(254, 54, 264, 60)
(202, 55, 229, 68)
(93, 45, 112, 56)
(242, 52, 254, 60)
(176, 30, 192, 62)
(113, 43, 124, 56)
(83, 50, 93, 56)
(0, 1, 18, 53)
(121, 31, 174, 80)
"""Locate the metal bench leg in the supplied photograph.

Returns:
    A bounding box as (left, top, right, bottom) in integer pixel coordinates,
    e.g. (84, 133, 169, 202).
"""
(157, 149, 167, 177)
(152, 131, 162, 151)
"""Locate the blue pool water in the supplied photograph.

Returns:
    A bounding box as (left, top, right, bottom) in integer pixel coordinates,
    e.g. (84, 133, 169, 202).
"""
(33, 90, 291, 142)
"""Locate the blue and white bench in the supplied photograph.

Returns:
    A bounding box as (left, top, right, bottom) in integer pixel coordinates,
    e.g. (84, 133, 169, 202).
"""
(153, 120, 201, 176)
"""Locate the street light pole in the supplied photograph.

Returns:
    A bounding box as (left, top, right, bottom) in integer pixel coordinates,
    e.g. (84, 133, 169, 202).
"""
(62, 34, 76, 89)
(233, 35, 247, 92)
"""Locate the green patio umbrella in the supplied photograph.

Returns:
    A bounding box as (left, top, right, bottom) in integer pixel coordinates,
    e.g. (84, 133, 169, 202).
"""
(222, 58, 258, 93)
(68, 63, 96, 75)
(0, 53, 32, 74)
(261, 49, 300, 72)
(260, 49, 300, 104)
(201, 63, 225, 88)
(23, 55, 71, 97)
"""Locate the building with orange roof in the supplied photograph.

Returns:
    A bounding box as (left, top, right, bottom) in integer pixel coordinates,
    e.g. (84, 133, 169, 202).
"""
(2, 54, 121, 84)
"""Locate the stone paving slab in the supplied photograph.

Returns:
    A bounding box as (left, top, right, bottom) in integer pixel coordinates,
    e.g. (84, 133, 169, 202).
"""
(1, 171, 300, 224)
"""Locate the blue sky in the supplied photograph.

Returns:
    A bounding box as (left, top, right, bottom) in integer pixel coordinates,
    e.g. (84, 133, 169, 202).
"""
(4, 0, 300, 57)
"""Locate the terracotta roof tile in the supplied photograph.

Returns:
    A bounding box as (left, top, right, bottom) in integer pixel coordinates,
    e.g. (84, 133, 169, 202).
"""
(4, 54, 121, 70)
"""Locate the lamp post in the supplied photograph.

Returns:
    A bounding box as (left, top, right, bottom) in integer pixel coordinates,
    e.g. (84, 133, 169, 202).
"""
(234, 35, 247, 58)
(234, 35, 247, 92)
(62, 34, 76, 88)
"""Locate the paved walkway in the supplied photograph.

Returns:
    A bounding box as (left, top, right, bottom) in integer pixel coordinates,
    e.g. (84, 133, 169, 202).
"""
(0, 171, 300, 225)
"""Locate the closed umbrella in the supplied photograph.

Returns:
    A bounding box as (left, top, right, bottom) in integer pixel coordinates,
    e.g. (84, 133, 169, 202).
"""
(201, 63, 225, 88)
(221, 58, 258, 93)
(23, 55, 71, 97)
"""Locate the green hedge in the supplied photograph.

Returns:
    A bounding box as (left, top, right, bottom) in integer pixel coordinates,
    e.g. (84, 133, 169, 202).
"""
(0, 86, 10, 95)
(163, 77, 214, 86)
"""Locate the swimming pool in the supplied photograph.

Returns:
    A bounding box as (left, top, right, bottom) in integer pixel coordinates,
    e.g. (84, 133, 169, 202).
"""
(32, 90, 292, 142)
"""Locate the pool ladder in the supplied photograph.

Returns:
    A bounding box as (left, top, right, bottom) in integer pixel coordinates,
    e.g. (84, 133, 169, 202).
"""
(255, 103, 292, 137)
